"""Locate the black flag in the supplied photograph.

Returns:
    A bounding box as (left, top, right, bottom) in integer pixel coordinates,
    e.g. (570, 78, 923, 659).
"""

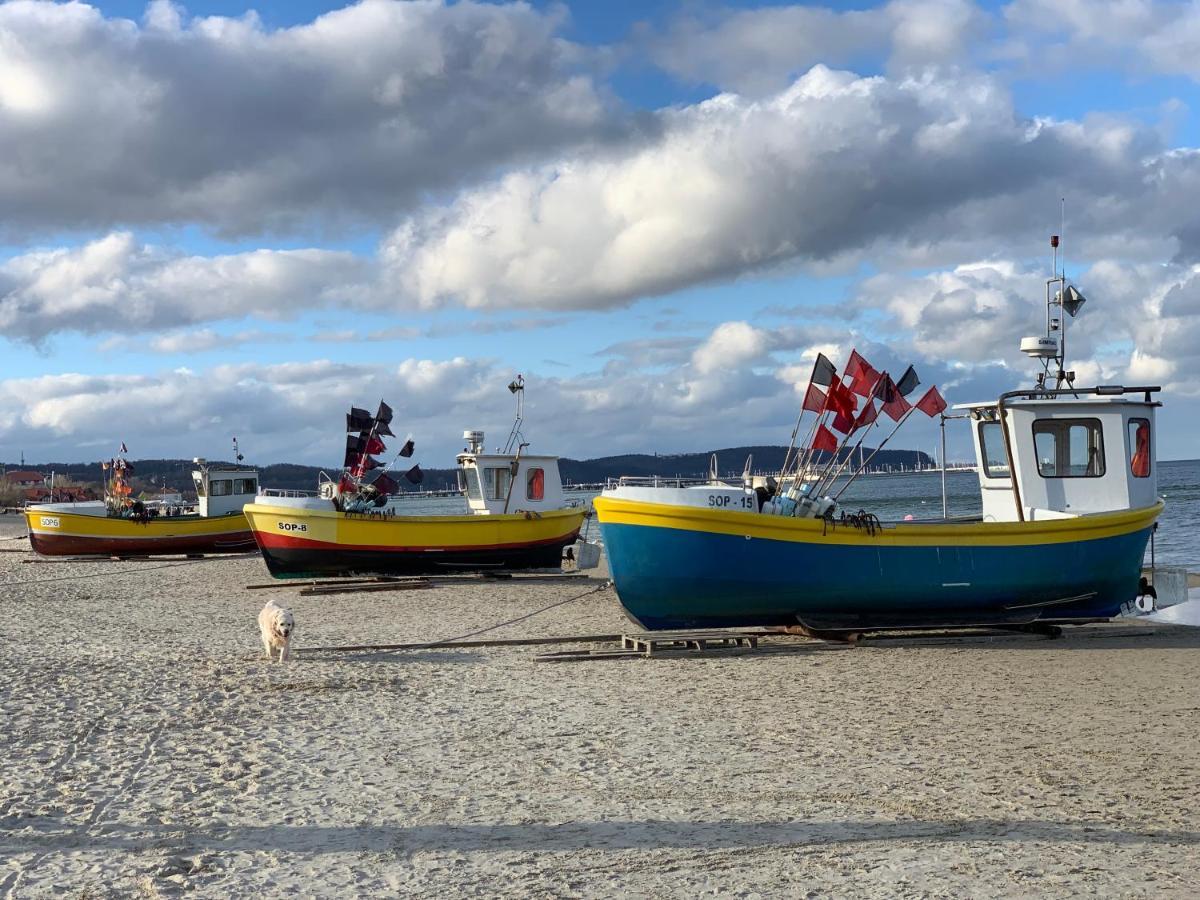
(404, 464, 423, 485)
(345, 434, 366, 465)
(347, 407, 373, 432)
(810, 353, 836, 387)
(375, 420, 395, 437)
(372, 473, 398, 496)
(376, 401, 393, 425)
(877, 373, 897, 403)
(895, 366, 920, 397)
(398, 438, 415, 458)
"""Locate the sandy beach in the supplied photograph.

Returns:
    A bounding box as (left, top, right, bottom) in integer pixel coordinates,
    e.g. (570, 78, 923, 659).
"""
(1, 514, 1198, 898)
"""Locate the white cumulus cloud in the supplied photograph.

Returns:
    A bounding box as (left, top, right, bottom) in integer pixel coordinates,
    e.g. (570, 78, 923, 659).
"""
(0, 0, 621, 236)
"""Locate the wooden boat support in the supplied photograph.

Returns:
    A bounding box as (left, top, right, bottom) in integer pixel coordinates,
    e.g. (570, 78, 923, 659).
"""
(620, 630, 760, 655)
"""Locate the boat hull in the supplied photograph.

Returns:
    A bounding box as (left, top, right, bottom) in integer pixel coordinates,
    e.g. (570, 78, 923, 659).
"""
(24, 507, 255, 557)
(594, 497, 1163, 631)
(243, 502, 585, 578)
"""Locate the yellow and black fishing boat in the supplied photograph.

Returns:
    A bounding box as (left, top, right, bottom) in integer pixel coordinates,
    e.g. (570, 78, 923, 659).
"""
(243, 378, 586, 577)
(25, 453, 258, 557)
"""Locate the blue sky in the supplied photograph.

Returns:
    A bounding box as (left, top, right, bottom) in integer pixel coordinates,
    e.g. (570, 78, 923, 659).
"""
(1, 0, 1198, 468)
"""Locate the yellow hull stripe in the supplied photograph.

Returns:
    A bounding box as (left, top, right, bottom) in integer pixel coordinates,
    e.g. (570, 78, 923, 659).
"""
(592, 497, 1164, 548)
(25, 509, 249, 539)
(243, 502, 585, 550)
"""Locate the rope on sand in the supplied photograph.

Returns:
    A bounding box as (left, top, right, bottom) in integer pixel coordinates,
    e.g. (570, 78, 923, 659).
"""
(301, 581, 613, 655)
(0, 553, 259, 587)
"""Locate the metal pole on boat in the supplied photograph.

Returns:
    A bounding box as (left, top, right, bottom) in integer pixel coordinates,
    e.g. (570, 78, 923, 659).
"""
(783, 413, 827, 497)
(778, 405, 808, 483)
(807, 420, 876, 499)
(832, 407, 917, 500)
(940, 414, 948, 519)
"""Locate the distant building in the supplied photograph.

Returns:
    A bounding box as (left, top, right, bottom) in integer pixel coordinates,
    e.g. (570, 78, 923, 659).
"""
(4, 470, 46, 487)
(22, 485, 99, 503)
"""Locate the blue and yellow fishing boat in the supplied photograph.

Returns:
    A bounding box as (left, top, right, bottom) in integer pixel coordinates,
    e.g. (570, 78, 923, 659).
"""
(595, 489, 1161, 631)
(596, 262, 1165, 632)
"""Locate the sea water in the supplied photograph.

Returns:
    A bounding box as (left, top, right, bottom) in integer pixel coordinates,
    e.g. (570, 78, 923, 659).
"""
(387, 459, 1200, 569)
(836, 461, 1198, 568)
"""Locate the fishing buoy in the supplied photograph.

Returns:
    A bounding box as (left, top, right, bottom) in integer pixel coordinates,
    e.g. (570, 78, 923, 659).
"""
(1135, 594, 1155, 613)
(904, 514, 914, 521)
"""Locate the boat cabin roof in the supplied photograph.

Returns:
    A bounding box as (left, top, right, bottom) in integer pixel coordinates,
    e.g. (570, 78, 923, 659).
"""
(954, 387, 1160, 413)
(458, 453, 561, 463)
(961, 384, 1160, 522)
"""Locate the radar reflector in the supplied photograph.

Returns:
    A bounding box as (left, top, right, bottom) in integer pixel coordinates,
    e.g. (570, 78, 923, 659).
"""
(1062, 284, 1087, 317)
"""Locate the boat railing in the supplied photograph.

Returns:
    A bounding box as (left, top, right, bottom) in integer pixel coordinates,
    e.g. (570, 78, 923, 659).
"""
(605, 476, 730, 489)
(260, 488, 320, 498)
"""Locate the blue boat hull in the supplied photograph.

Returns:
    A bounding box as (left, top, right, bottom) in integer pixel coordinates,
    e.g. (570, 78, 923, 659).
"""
(594, 498, 1162, 631)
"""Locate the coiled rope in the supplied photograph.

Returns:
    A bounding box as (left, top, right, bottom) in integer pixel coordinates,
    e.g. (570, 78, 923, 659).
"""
(822, 509, 883, 537)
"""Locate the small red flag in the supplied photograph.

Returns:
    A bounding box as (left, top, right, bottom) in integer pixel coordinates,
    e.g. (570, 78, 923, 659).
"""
(802, 383, 826, 413)
(823, 379, 857, 418)
(846, 349, 867, 378)
(830, 408, 855, 434)
(812, 424, 839, 454)
(855, 400, 879, 428)
(915, 386, 948, 417)
(850, 369, 879, 397)
(882, 392, 911, 422)
(846, 350, 881, 397)
(364, 435, 386, 455)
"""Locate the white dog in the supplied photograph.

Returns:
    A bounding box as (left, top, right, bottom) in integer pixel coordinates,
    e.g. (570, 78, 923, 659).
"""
(258, 599, 296, 662)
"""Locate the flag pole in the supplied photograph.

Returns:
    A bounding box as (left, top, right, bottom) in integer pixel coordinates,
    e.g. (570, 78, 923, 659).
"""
(778, 399, 808, 482)
(805, 421, 861, 498)
(809, 419, 880, 498)
(940, 413, 948, 519)
(833, 407, 917, 500)
(806, 372, 888, 496)
(779, 355, 835, 485)
(786, 409, 836, 498)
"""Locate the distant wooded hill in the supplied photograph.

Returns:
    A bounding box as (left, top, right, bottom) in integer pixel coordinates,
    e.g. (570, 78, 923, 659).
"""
(3, 446, 932, 493)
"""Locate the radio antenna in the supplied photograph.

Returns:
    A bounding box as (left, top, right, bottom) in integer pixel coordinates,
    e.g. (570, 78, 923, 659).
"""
(1060, 197, 1066, 280)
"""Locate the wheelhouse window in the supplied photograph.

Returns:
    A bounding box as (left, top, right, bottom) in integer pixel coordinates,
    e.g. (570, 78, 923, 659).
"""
(209, 479, 232, 496)
(1032, 418, 1105, 478)
(1129, 418, 1151, 478)
(463, 467, 482, 501)
(526, 467, 545, 501)
(977, 421, 1010, 479)
(484, 467, 511, 501)
(193, 474, 206, 497)
(233, 478, 257, 495)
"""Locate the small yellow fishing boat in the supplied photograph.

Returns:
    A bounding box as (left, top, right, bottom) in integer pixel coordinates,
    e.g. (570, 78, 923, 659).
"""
(243, 501, 584, 577)
(243, 378, 586, 577)
(26, 456, 258, 557)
